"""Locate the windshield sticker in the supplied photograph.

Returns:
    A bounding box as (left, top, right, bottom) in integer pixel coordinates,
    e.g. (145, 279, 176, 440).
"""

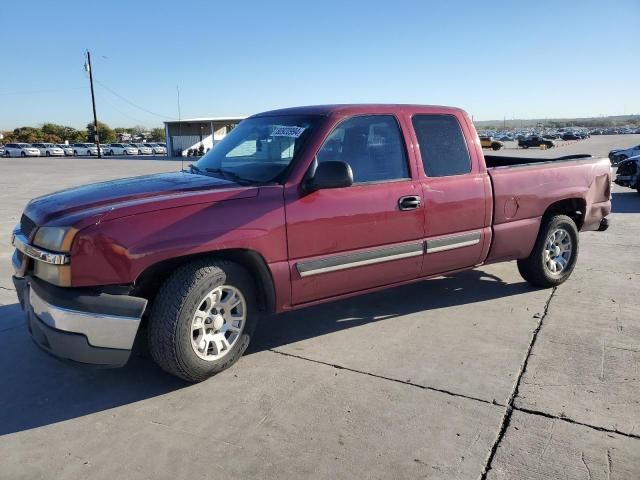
(270, 126, 306, 138)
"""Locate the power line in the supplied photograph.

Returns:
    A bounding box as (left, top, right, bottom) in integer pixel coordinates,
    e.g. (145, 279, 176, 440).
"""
(95, 80, 175, 120)
(94, 91, 149, 125)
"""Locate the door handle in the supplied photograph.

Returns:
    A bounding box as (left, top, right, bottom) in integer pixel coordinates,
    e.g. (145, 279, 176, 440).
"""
(398, 195, 422, 211)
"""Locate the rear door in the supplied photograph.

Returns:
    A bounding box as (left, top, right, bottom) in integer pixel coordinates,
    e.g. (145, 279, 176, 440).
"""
(409, 112, 492, 276)
(285, 114, 425, 305)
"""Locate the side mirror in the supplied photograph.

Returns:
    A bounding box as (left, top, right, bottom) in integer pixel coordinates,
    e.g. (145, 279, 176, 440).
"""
(304, 160, 353, 192)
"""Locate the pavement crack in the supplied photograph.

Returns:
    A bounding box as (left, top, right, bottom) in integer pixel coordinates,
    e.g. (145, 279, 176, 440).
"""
(514, 405, 640, 440)
(478, 286, 557, 480)
(268, 349, 500, 407)
(580, 450, 593, 480)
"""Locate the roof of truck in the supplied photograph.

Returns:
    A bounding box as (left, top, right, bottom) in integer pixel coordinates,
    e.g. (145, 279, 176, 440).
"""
(252, 104, 466, 117)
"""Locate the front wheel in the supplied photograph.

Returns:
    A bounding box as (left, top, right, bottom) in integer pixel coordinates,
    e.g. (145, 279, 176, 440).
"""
(147, 260, 259, 382)
(21, 152, 26, 157)
(492, 143, 502, 151)
(517, 214, 579, 288)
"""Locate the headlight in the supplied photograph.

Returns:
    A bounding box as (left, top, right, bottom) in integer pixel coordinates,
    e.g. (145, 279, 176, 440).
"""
(33, 226, 77, 252)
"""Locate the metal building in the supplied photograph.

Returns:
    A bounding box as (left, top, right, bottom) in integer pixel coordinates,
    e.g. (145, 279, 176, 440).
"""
(164, 117, 245, 156)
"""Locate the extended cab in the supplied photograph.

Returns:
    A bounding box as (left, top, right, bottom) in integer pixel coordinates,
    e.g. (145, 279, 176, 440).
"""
(11, 105, 612, 381)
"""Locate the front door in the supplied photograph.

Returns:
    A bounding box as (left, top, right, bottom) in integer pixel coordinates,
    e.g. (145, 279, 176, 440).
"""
(285, 114, 425, 305)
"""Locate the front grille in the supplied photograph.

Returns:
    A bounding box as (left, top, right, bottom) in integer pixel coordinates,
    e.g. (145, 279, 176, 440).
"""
(20, 214, 37, 240)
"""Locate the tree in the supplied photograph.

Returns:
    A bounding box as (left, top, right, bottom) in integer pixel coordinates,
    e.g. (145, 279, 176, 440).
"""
(149, 127, 165, 142)
(12, 127, 42, 143)
(86, 121, 116, 143)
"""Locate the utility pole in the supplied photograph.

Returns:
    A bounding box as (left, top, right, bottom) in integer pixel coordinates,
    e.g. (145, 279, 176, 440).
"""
(85, 51, 102, 158)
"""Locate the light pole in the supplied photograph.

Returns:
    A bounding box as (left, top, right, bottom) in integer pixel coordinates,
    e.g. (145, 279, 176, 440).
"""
(85, 51, 102, 158)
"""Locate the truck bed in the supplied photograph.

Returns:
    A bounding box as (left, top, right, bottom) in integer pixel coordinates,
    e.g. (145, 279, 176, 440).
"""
(484, 154, 593, 168)
(484, 154, 612, 264)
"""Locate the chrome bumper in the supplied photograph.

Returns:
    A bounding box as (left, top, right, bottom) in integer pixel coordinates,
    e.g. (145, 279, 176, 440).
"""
(13, 276, 147, 367)
(29, 287, 141, 350)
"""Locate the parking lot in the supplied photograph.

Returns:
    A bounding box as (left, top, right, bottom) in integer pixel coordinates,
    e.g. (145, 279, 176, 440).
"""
(0, 135, 639, 479)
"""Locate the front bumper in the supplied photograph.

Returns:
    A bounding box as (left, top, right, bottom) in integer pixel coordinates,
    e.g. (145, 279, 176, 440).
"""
(12, 275, 147, 367)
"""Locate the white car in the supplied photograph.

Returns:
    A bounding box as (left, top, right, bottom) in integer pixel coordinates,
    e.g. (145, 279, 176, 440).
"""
(130, 143, 153, 155)
(72, 143, 102, 156)
(32, 143, 65, 157)
(56, 144, 74, 156)
(3, 143, 41, 157)
(107, 143, 139, 156)
(145, 143, 167, 155)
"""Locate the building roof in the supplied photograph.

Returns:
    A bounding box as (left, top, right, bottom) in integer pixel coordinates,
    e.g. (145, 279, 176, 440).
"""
(164, 116, 246, 125)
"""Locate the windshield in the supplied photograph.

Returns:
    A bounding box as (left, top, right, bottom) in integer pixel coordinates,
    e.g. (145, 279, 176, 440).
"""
(194, 115, 319, 184)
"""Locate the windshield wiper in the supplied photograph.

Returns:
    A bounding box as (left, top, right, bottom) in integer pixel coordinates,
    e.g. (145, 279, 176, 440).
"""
(204, 168, 254, 185)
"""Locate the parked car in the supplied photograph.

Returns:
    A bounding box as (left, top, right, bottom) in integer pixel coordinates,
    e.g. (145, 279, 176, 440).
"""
(614, 155, 640, 194)
(56, 144, 74, 156)
(32, 143, 65, 157)
(561, 132, 580, 141)
(608, 144, 640, 165)
(10, 104, 612, 381)
(130, 143, 153, 155)
(479, 136, 504, 151)
(0, 145, 4, 156)
(72, 143, 101, 156)
(518, 136, 555, 149)
(107, 143, 138, 156)
(145, 143, 167, 155)
(4, 143, 41, 157)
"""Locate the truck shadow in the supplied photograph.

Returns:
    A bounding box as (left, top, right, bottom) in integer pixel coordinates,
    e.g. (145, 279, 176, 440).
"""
(250, 269, 533, 353)
(0, 268, 534, 436)
(612, 191, 640, 213)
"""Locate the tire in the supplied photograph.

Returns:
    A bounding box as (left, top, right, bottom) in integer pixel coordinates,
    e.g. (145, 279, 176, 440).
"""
(517, 214, 579, 288)
(21, 152, 26, 157)
(122, 150, 127, 156)
(109, 150, 114, 156)
(147, 260, 259, 382)
(46, 151, 50, 157)
(73, 150, 78, 156)
(522, 145, 529, 149)
(492, 143, 501, 151)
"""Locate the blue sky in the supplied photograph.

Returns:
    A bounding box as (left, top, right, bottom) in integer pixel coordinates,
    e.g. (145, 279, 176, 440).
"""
(1, 0, 638, 129)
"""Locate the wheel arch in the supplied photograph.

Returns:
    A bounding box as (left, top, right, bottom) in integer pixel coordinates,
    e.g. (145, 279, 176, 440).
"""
(133, 249, 277, 315)
(542, 197, 586, 229)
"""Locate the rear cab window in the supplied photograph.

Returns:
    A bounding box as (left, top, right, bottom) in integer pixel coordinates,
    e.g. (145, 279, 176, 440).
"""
(411, 114, 471, 177)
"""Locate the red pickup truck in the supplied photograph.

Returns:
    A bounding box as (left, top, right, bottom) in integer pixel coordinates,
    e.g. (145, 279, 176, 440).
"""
(11, 105, 612, 381)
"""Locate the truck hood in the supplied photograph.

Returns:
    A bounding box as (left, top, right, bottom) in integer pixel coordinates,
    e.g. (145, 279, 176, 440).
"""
(24, 171, 258, 227)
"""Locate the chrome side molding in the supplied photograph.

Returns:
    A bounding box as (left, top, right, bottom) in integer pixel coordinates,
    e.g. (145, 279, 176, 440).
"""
(297, 242, 424, 278)
(426, 231, 481, 254)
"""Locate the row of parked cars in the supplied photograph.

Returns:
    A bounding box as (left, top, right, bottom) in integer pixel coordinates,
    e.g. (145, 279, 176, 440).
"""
(0, 142, 167, 157)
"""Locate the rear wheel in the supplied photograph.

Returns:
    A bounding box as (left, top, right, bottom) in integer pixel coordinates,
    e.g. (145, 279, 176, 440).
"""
(517, 214, 578, 288)
(492, 143, 501, 151)
(21, 152, 26, 157)
(46, 151, 50, 157)
(147, 260, 259, 382)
